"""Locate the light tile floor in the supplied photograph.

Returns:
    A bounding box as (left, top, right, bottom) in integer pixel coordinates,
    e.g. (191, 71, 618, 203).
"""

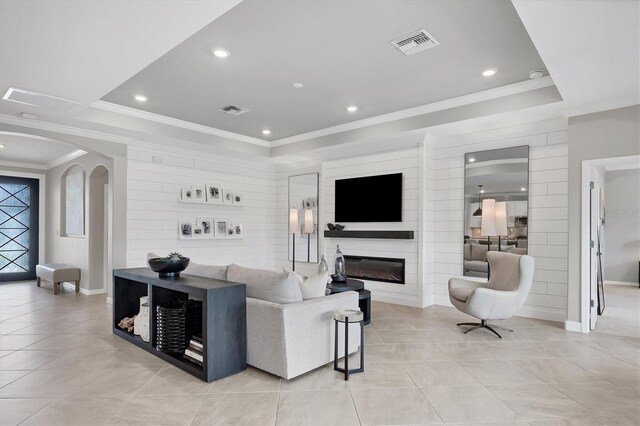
(1, 281, 639, 425)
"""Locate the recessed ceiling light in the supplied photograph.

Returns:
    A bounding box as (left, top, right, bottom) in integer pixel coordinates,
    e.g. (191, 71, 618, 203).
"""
(468, 157, 475, 162)
(346, 105, 358, 112)
(482, 69, 496, 77)
(134, 95, 147, 102)
(292, 83, 304, 89)
(212, 48, 230, 58)
(529, 69, 545, 79)
(0, 144, 5, 149)
(521, 187, 527, 191)
(262, 129, 271, 135)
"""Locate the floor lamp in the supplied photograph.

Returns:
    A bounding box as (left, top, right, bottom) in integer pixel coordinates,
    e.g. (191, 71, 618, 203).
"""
(495, 201, 508, 250)
(481, 199, 496, 280)
(304, 209, 314, 263)
(289, 208, 299, 271)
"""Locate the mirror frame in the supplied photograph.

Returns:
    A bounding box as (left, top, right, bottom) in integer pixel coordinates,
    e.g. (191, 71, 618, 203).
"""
(288, 172, 320, 264)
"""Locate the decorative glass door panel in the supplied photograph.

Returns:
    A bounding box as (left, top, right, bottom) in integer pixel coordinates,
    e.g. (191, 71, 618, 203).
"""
(0, 176, 39, 281)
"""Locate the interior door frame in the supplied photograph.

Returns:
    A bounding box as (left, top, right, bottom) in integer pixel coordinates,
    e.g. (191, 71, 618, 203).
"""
(0, 171, 46, 278)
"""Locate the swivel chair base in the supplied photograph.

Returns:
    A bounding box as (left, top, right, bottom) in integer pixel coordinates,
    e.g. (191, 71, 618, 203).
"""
(457, 319, 513, 338)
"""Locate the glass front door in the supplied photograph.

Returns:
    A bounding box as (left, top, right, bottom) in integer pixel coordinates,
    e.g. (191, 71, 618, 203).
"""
(0, 176, 39, 282)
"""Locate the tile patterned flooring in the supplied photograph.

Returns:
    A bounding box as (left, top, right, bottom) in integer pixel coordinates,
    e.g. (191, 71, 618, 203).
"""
(0, 281, 639, 425)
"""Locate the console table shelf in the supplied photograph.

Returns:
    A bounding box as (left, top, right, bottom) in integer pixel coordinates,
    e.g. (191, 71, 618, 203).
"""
(113, 268, 247, 382)
(323, 230, 414, 240)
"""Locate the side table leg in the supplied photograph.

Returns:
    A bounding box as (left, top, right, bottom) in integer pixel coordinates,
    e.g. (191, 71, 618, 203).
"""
(360, 321, 364, 372)
(344, 317, 349, 381)
(333, 319, 338, 371)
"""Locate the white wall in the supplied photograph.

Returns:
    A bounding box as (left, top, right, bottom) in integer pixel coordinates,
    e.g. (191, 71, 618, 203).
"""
(427, 119, 570, 322)
(125, 146, 276, 269)
(604, 169, 640, 283)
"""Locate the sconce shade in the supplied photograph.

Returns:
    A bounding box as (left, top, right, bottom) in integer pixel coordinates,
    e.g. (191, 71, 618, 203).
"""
(495, 201, 508, 237)
(481, 199, 497, 237)
(304, 209, 314, 234)
(289, 208, 299, 233)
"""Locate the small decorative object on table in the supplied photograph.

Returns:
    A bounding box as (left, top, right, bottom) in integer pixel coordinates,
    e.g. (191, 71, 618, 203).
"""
(327, 223, 336, 231)
(147, 252, 190, 278)
(332, 245, 347, 282)
(334, 224, 345, 231)
(133, 296, 150, 342)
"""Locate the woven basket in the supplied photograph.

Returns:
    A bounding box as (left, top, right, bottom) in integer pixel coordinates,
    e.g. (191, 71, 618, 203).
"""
(156, 305, 186, 353)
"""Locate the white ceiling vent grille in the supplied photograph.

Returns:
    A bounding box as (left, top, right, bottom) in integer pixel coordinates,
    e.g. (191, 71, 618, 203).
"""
(2, 87, 80, 112)
(218, 104, 250, 116)
(390, 29, 439, 56)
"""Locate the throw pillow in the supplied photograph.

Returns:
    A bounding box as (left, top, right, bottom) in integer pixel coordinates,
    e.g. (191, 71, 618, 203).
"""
(470, 244, 488, 261)
(183, 262, 228, 280)
(227, 264, 303, 304)
(299, 271, 329, 300)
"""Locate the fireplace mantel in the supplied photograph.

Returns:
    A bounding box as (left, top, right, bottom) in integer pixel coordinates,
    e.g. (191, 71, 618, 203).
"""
(323, 230, 414, 240)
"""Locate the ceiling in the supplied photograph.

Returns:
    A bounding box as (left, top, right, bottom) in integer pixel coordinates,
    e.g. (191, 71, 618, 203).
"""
(0, 132, 80, 166)
(101, 0, 547, 140)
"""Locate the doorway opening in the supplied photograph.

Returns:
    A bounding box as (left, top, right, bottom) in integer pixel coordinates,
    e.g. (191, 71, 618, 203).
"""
(88, 165, 110, 293)
(581, 155, 640, 334)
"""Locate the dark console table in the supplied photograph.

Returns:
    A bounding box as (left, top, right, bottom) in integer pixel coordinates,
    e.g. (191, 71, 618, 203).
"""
(113, 268, 246, 382)
(327, 278, 371, 325)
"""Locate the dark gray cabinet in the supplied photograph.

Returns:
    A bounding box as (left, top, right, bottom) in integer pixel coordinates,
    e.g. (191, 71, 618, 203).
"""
(113, 268, 246, 382)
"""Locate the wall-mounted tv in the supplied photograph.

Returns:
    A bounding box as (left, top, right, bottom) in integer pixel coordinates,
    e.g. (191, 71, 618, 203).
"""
(335, 173, 402, 222)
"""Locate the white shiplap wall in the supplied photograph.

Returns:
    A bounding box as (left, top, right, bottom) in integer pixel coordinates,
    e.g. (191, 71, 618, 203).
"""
(126, 146, 276, 268)
(427, 119, 570, 321)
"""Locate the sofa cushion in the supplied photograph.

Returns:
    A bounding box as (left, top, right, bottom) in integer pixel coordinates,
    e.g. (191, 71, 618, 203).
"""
(298, 272, 329, 300)
(227, 264, 303, 304)
(464, 260, 489, 273)
(183, 262, 227, 280)
(470, 244, 488, 261)
(464, 244, 471, 261)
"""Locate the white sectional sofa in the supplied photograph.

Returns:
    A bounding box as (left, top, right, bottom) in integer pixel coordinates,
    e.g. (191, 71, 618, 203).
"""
(182, 262, 361, 379)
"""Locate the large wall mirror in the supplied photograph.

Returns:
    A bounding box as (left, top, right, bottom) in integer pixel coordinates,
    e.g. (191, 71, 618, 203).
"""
(463, 146, 529, 278)
(288, 173, 319, 263)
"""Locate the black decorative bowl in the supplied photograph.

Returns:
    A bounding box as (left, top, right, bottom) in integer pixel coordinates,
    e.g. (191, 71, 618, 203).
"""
(334, 224, 345, 231)
(147, 257, 190, 278)
(327, 223, 336, 231)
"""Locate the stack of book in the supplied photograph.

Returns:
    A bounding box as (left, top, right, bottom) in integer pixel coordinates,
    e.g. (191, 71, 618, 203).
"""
(184, 335, 204, 366)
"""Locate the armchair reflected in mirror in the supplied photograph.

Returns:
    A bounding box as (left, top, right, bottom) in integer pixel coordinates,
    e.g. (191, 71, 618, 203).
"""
(463, 146, 529, 278)
(288, 173, 319, 264)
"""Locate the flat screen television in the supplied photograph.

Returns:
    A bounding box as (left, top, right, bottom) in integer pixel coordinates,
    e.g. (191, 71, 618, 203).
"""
(335, 173, 402, 222)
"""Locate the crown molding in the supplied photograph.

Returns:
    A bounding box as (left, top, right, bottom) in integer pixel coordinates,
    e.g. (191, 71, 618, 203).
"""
(47, 149, 88, 169)
(90, 100, 270, 147)
(270, 77, 556, 147)
(0, 160, 47, 170)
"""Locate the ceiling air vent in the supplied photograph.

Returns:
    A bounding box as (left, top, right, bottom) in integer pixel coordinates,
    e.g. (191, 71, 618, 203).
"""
(390, 29, 439, 56)
(218, 104, 250, 116)
(2, 87, 80, 112)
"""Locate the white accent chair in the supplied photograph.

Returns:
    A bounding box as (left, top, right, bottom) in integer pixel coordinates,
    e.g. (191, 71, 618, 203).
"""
(448, 251, 535, 338)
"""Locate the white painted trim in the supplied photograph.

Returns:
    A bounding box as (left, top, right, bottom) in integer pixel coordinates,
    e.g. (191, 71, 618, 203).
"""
(371, 291, 422, 308)
(605, 280, 639, 287)
(564, 320, 583, 333)
(580, 161, 592, 334)
(47, 149, 87, 169)
(0, 160, 47, 170)
(91, 100, 270, 147)
(271, 77, 556, 147)
(60, 282, 106, 295)
(106, 297, 113, 305)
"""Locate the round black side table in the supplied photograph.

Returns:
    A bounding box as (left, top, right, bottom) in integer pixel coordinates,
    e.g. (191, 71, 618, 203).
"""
(333, 309, 364, 381)
(327, 278, 371, 325)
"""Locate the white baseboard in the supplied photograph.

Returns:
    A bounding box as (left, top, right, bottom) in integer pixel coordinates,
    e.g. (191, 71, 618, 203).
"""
(605, 280, 639, 287)
(106, 297, 113, 305)
(564, 320, 583, 333)
(371, 291, 422, 308)
(433, 294, 453, 307)
(60, 282, 107, 295)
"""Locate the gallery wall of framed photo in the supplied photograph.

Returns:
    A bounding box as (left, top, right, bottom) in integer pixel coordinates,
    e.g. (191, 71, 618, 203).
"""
(180, 182, 243, 205)
(179, 218, 243, 240)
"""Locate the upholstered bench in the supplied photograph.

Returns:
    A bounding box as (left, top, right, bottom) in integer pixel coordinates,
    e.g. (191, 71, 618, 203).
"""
(36, 263, 81, 295)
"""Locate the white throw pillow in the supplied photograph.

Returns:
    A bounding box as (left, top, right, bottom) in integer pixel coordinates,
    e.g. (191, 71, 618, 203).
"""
(299, 271, 329, 300)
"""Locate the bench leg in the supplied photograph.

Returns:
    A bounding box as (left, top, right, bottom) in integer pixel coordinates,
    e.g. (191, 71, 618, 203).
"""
(36, 277, 41, 287)
(53, 282, 59, 295)
(75, 280, 80, 292)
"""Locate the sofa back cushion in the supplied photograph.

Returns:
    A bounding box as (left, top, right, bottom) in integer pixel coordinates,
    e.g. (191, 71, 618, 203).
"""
(227, 264, 303, 304)
(470, 243, 488, 261)
(464, 243, 472, 261)
(183, 262, 228, 280)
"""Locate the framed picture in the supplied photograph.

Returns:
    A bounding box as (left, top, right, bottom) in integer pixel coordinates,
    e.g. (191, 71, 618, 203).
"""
(196, 217, 213, 238)
(303, 197, 316, 209)
(206, 183, 222, 204)
(214, 219, 228, 238)
(181, 186, 194, 201)
(233, 192, 243, 205)
(224, 191, 233, 204)
(227, 224, 235, 237)
(193, 185, 206, 203)
(234, 224, 243, 237)
(179, 220, 193, 238)
(193, 226, 204, 238)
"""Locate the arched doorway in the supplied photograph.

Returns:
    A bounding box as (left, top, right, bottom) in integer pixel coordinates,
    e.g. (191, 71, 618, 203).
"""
(88, 165, 110, 292)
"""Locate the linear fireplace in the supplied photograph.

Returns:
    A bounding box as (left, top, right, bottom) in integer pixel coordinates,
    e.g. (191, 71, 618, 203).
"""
(344, 255, 405, 284)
